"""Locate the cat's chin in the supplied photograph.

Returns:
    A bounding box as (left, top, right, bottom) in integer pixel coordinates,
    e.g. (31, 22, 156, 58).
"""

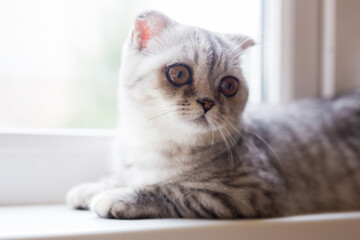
(186, 115, 214, 134)
(193, 115, 209, 125)
(168, 115, 211, 134)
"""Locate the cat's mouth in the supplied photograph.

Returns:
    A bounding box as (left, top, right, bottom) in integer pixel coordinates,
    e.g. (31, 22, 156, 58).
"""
(193, 114, 209, 125)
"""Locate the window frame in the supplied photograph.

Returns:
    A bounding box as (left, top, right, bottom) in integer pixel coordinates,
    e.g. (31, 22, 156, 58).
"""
(262, 0, 323, 103)
(271, 0, 360, 102)
(277, 0, 322, 102)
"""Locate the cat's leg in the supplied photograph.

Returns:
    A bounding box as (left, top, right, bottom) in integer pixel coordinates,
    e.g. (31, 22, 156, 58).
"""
(90, 183, 275, 219)
(66, 179, 121, 210)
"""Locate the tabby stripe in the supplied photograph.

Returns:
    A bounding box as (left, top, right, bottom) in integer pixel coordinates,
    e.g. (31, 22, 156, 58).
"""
(189, 195, 218, 218)
(153, 186, 181, 217)
(325, 115, 353, 163)
(225, 182, 262, 189)
(199, 171, 250, 184)
(281, 123, 315, 187)
(213, 35, 226, 71)
(318, 125, 343, 206)
(314, 129, 339, 207)
(339, 139, 360, 194)
(216, 51, 224, 70)
(249, 191, 263, 217)
(193, 188, 242, 218)
(205, 33, 218, 77)
(176, 185, 204, 217)
(183, 196, 203, 218)
(135, 190, 172, 217)
(194, 49, 199, 65)
(165, 196, 183, 218)
(248, 120, 287, 187)
(289, 114, 326, 209)
(197, 202, 219, 218)
(223, 57, 228, 72)
(226, 171, 251, 180)
(332, 117, 360, 195)
(158, 187, 183, 218)
(323, 121, 358, 207)
(324, 119, 348, 163)
(264, 190, 278, 216)
(335, 118, 360, 155)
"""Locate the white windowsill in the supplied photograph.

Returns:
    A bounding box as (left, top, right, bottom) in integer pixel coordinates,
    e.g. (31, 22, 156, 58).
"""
(1, 205, 360, 240)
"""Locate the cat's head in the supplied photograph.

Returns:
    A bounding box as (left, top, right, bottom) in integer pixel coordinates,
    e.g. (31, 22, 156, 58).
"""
(119, 11, 254, 134)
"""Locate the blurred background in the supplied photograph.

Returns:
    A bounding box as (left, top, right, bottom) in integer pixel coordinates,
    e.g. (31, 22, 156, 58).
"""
(1, 0, 359, 129)
(0, 0, 262, 129)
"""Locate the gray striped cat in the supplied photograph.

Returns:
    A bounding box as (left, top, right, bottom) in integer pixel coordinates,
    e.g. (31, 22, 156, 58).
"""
(66, 11, 360, 219)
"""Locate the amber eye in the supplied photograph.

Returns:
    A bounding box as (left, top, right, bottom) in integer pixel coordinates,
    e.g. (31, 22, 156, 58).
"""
(166, 63, 192, 86)
(219, 76, 239, 97)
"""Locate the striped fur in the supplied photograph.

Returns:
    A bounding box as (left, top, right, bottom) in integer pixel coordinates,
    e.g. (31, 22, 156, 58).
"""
(67, 11, 360, 219)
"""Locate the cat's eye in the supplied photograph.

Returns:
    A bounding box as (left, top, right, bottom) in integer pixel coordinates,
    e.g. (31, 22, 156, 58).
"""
(166, 64, 192, 86)
(219, 76, 239, 97)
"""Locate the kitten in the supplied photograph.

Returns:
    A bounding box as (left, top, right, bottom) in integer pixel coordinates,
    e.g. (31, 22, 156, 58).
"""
(66, 11, 360, 219)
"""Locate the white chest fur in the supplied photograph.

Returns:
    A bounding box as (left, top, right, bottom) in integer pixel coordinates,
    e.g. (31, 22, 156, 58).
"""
(113, 122, 185, 188)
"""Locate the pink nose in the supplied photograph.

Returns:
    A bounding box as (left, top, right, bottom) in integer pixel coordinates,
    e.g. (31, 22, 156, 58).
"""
(197, 98, 215, 113)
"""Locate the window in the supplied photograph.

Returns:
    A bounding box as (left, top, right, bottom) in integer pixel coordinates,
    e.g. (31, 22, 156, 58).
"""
(0, 0, 264, 129)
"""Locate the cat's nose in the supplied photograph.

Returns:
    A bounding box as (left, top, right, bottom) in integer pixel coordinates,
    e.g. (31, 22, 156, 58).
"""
(197, 98, 215, 113)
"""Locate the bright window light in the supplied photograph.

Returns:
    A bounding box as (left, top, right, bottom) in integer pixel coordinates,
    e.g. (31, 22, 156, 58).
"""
(0, 0, 262, 129)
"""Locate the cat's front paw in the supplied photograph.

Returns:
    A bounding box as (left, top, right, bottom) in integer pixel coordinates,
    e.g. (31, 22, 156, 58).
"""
(90, 188, 137, 219)
(66, 182, 110, 210)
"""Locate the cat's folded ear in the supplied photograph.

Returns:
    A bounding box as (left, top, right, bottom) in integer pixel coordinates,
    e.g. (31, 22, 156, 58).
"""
(226, 34, 255, 51)
(131, 10, 173, 50)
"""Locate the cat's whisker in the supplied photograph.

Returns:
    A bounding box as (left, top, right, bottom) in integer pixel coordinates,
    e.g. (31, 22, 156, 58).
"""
(211, 118, 234, 170)
(224, 117, 271, 164)
(224, 119, 264, 166)
(206, 117, 216, 152)
(153, 105, 179, 113)
(147, 109, 180, 121)
(241, 126, 282, 165)
(219, 128, 234, 171)
(221, 122, 244, 169)
(222, 125, 237, 146)
(210, 127, 215, 152)
(147, 108, 176, 118)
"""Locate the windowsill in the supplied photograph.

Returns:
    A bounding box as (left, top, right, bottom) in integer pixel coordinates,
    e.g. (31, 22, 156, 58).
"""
(1, 205, 360, 240)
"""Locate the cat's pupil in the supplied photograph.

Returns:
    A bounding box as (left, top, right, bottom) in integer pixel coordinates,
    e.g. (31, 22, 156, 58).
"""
(177, 71, 183, 79)
(227, 82, 232, 90)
